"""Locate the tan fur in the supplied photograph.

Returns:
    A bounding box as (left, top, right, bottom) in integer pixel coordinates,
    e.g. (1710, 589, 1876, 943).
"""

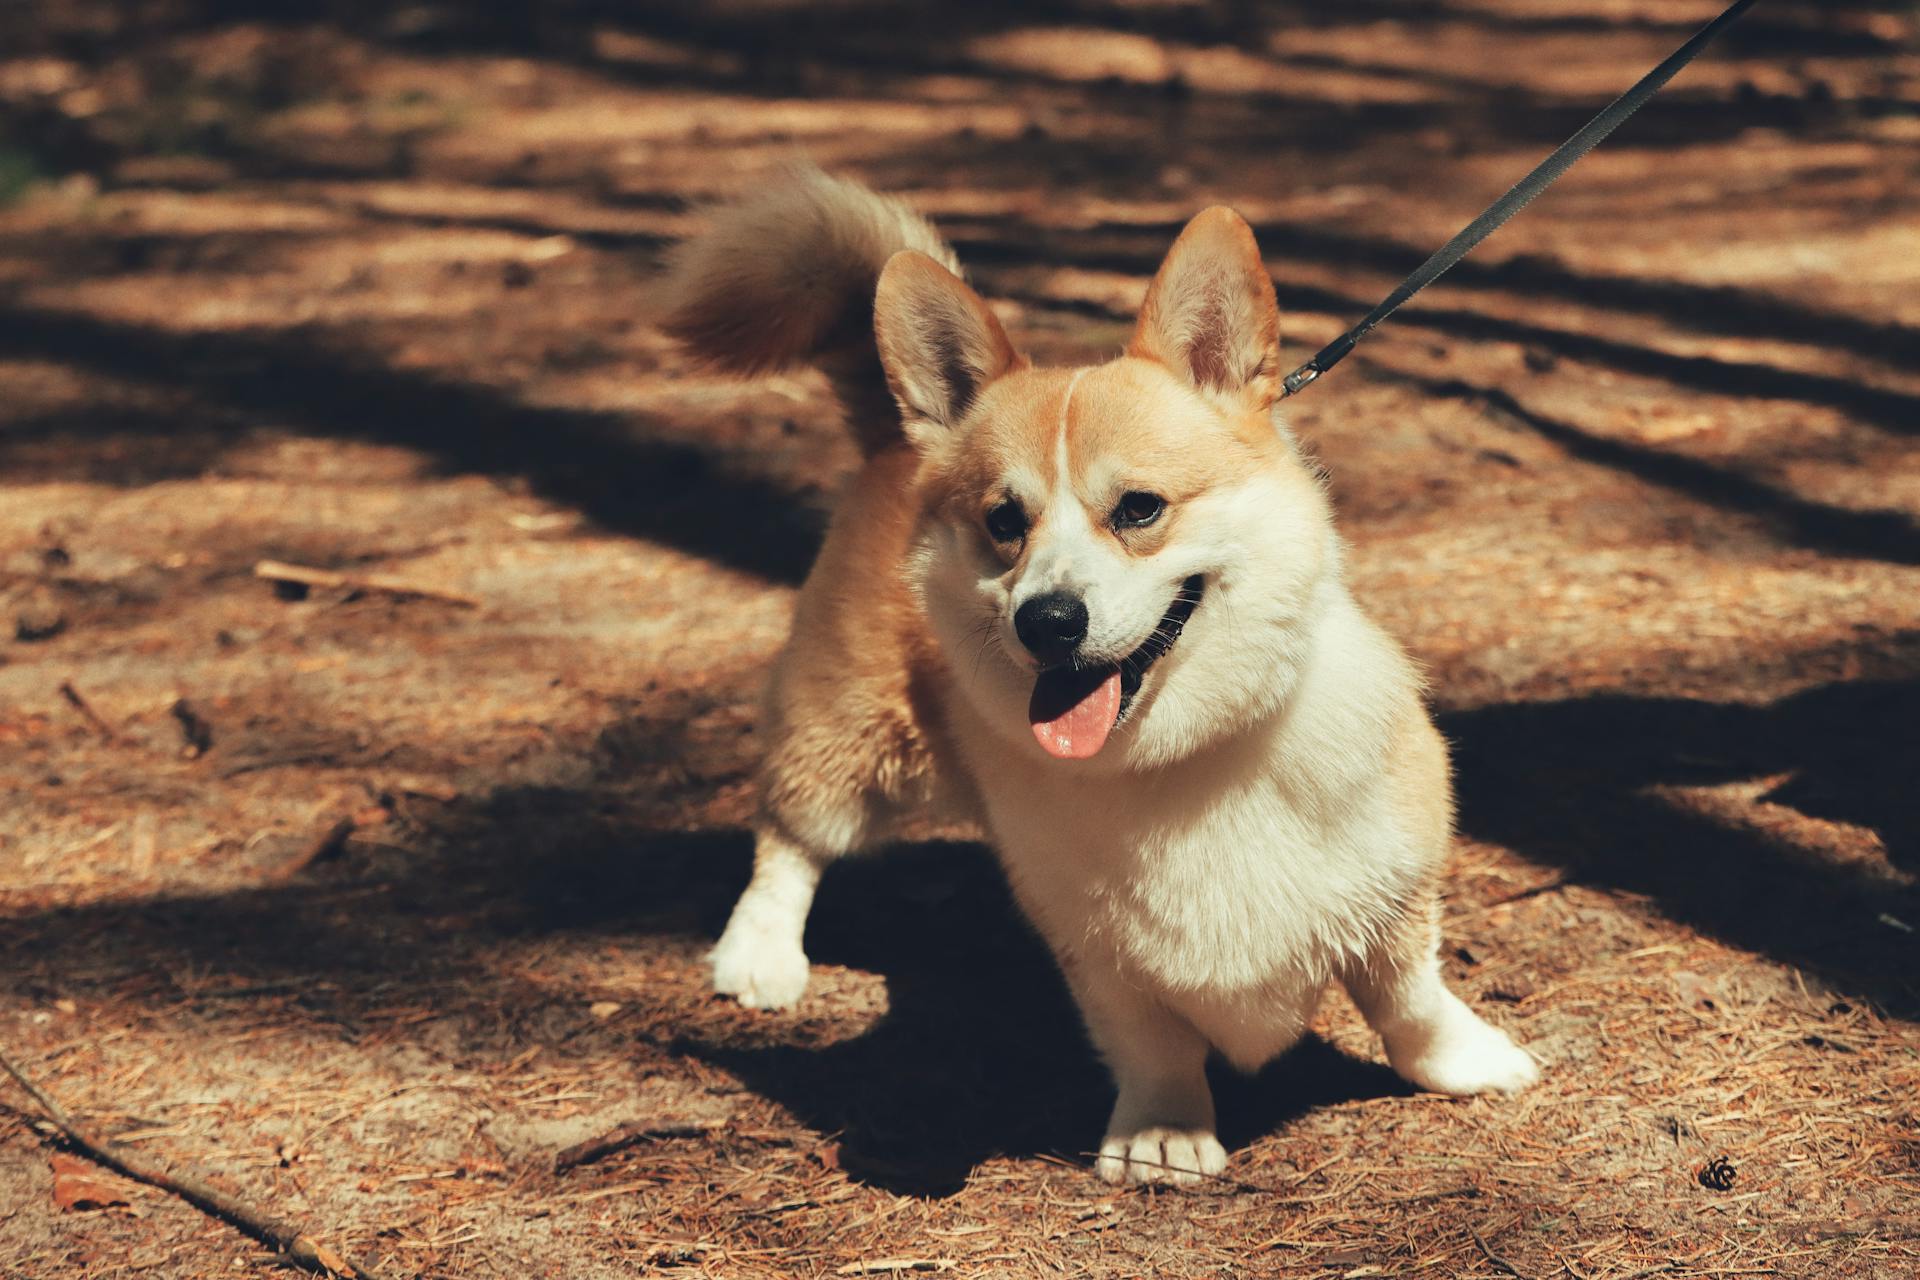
(874, 251, 1027, 445)
(916, 368, 1075, 553)
(660, 164, 961, 455)
(1384, 706, 1456, 860)
(757, 445, 959, 852)
(1061, 358, 1289, 559)
(676, 174, 1538, 1181)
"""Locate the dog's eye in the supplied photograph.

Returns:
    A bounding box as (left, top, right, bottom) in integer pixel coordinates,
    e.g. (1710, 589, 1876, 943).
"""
(1112, 491, 1165, 529)
(985, 499, 1028, 543)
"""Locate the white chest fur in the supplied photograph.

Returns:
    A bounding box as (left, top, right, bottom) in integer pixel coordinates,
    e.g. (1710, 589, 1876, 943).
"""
(951, 597, 1428, 1067)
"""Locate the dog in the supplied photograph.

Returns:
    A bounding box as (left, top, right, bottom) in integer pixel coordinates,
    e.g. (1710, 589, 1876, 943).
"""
(661, 167, 1539, 1185)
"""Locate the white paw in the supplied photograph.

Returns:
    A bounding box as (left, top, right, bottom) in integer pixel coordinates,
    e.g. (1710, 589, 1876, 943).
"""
(709, 921, 810, 1011)
(1096, 1127, 1228, 1186)
(1392, 1010, 1540, 1096)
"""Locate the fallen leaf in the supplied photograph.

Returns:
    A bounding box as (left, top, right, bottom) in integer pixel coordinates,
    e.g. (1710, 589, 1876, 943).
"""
(51, 1155, 130, 1212)
(589, 1001, 621, 1020)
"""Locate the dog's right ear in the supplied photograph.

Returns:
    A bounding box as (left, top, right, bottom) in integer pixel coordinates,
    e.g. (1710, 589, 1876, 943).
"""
(1130, 207, 1281, 412)
(874, 250, 1022, 448)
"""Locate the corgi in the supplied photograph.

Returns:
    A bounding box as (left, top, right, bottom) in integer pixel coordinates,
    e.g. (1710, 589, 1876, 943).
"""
(662, 167, 1538, 1185)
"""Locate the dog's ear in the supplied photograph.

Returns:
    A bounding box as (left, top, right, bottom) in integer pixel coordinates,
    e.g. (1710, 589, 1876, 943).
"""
(1130, 207, 1281, 410)
(875, 250, 1022, 447)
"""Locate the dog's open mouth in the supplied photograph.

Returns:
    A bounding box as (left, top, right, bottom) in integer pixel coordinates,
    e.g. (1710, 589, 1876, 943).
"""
(1027, 575, 1206, 760)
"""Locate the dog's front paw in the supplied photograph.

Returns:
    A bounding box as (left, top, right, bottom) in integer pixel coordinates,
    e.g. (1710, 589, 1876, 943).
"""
(710, 920, 810, 1011)
(1391, 1009, 1540, 1096)
(1096, 1126, 1228, 1186)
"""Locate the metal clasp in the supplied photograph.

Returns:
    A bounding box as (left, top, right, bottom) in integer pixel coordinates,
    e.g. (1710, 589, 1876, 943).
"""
(1280, 363, 1321, 398)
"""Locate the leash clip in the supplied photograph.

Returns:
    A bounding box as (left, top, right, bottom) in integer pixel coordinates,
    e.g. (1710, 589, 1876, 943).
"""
(1280, 362, 1321, 398)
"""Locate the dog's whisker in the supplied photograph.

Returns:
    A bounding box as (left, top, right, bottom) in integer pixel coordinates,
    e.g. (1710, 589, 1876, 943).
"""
(965, 617, 1002, 684)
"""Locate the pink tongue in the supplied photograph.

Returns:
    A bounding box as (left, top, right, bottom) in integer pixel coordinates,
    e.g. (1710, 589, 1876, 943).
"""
(1028, 668, 1122, 760)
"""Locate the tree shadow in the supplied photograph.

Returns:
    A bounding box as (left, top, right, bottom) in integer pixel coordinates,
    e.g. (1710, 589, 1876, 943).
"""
(39, 0, 1903, 63)
(0, 301, 827, 584)
(1382, 369, 1920, 566)
(959, 213, 1920, 373)
(380, 794, 1413, 1194)
(1442, 675, 1920, 1019)
(5, 0, 1909, 595)
(487, 0, 1902, 151)
(9, 0, 1895, 209)
(3, 664, 1917, 1192)
(949, 223, 1920, 441)
(1382, 303, 1920, 441)
(0, 787, 1401, 1196)
(4, 0, 1917, 1202)
(0, 403, 253, 485)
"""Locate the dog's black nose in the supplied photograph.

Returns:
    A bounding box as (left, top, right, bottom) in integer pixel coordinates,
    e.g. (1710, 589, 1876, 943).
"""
(1014, 591, 1089, 665)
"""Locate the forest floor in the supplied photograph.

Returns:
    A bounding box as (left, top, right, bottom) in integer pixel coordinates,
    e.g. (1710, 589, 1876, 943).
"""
(1, 2, 1917, 1276)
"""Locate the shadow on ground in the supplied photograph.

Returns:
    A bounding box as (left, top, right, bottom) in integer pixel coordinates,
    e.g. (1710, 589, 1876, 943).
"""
(2, 0, 1916, 1211)
(0, 304, 828, 584)
(1444, 676, 1920, 1017)
(3, 671, 1916, 1194)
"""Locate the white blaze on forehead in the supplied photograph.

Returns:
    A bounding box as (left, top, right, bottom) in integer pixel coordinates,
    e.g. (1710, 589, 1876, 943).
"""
(995, 368, 1083, 519)
(1053, 366, 1086, 492)
(1013, 368, 1099, 608)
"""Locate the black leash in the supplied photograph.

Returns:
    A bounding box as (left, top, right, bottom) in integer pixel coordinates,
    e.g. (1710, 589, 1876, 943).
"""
(1279, 0, 1760, 398)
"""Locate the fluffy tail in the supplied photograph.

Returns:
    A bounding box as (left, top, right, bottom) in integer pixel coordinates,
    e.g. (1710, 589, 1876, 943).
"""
(659, 164, 961, 456)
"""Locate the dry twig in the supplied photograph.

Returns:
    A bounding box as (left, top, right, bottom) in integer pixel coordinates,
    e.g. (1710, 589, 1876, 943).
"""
(58, 680, 121, 743)
(835, 1260, 953, 1275)
(253, 559, 481, 609)
(1470, 1225, 1530, 1278)
(0, 1045, 387, 1280)
(555, 1117, 728, 1173)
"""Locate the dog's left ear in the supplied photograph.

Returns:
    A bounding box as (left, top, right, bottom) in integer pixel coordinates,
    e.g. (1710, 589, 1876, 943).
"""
(875, 250, 1023, 450)
(1130, 207, 1281, 410)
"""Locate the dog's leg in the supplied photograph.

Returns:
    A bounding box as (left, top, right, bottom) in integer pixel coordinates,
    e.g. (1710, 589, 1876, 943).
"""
(710, 826, 828, 1011)
(1342, 895, 1540, 1095)
(1065, 961, 1227, 1185)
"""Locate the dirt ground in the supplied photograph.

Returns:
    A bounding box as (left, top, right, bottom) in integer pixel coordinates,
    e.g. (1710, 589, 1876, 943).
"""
(1, 1, 1917, 1276)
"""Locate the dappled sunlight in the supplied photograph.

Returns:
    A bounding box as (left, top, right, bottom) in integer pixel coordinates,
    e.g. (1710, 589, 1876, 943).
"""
(1, 1, 1916, 1276)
